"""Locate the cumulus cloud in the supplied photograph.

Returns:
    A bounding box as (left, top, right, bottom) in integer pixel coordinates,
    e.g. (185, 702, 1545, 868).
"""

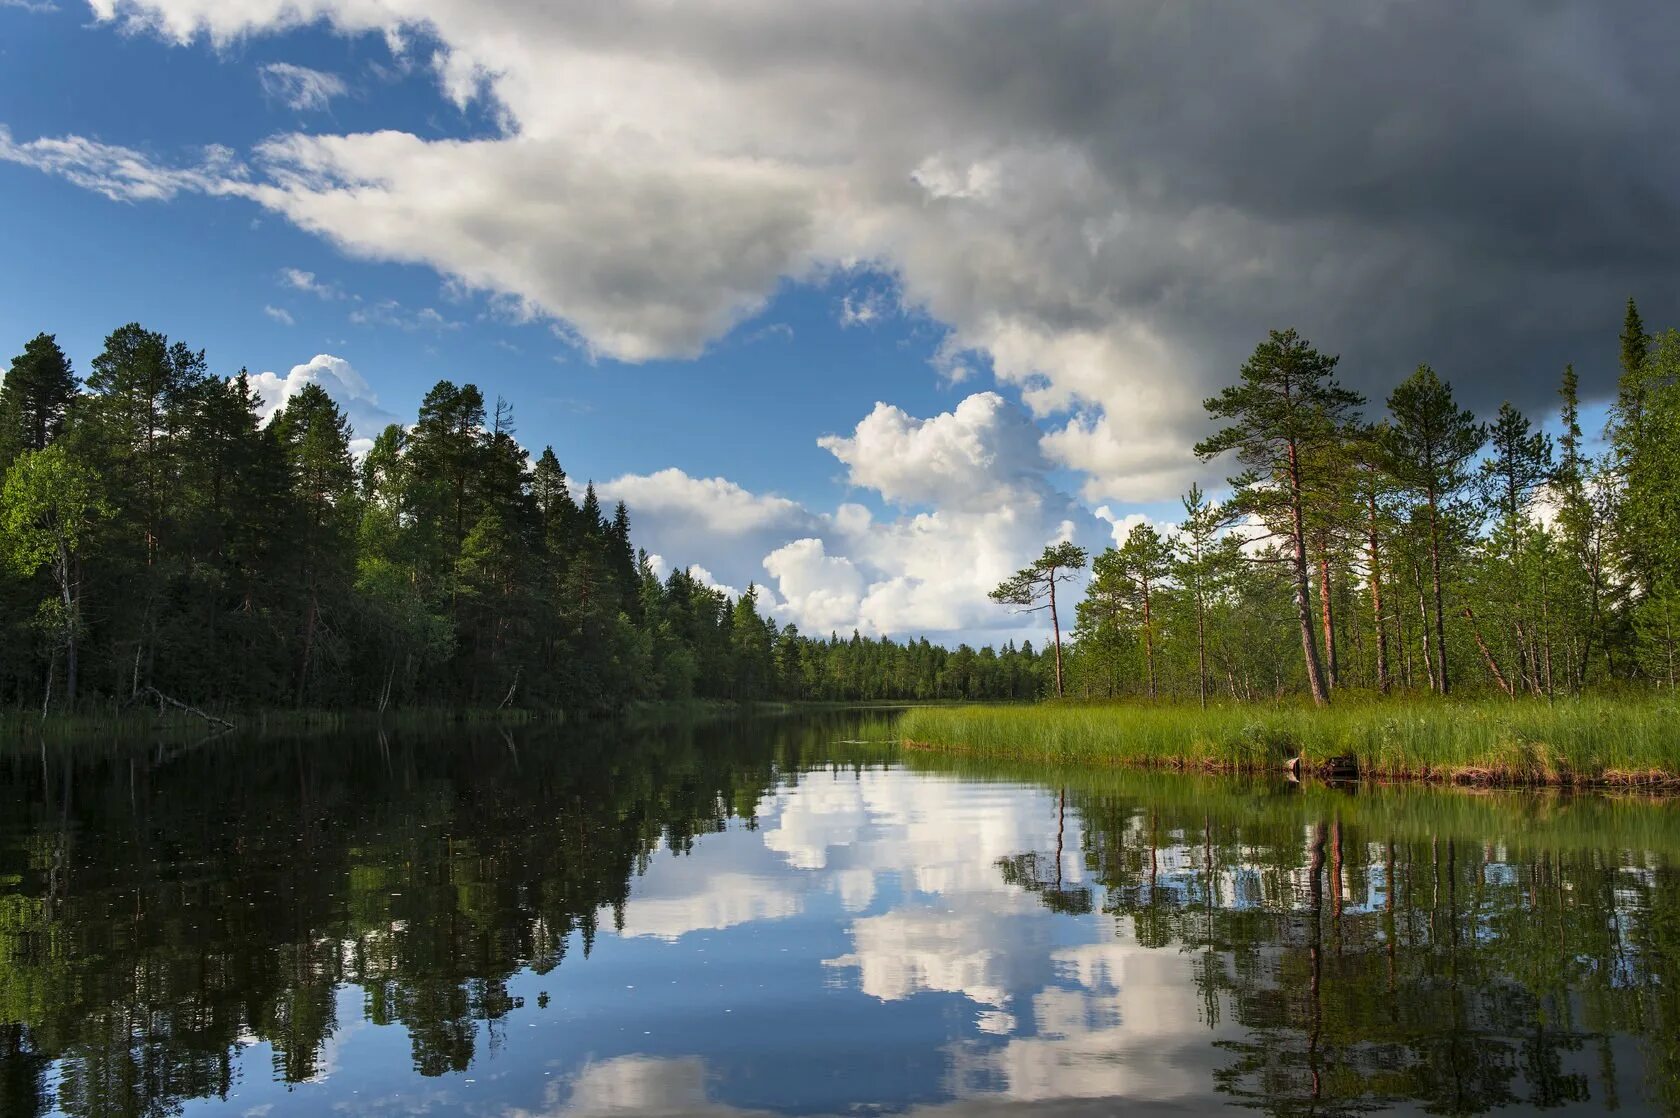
(247, 353, 398, 453)
(1092, 506, 1180, 548)
(762, 539, 864, 635)
(11, 2, 1671, 503)
(258, 61, 347, 111)
(818, 392, 1048, 513)
(262, 304, 294, 325)
(604, 394, 1091, 639)
(600, 469, 808, 538)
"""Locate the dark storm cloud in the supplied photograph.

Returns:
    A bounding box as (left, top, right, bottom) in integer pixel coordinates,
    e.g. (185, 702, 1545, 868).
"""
(19, 0, 1680, 484)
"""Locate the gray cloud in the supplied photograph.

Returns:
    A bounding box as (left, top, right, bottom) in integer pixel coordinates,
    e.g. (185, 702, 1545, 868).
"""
(17, 1, 1680, 501)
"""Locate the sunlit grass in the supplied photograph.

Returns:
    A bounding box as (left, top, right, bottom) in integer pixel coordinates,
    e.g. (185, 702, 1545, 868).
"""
(896, 696, 1680, 786)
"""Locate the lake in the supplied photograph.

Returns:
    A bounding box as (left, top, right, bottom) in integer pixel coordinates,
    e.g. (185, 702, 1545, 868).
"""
(4, 711, 1679, 1116)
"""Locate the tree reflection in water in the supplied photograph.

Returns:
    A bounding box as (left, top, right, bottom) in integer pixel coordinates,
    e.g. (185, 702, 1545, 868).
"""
(3, 718, 1679, 1117)
(991, 764, 1680, 1115)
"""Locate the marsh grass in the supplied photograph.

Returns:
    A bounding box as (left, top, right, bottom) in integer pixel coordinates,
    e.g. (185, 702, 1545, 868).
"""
(896, 697, 1680, 786)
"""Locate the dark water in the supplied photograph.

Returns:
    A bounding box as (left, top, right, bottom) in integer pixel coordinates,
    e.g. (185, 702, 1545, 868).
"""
(4, 713, 1680, 1117)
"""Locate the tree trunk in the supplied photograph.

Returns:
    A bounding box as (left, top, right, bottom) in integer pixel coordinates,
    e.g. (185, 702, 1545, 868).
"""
(1288, 441, 1331, 706)
(1463, 608, 1515, 698)
(1366, 498, 1389, 694)
(1427, 490, 1451, 694)
(1196, 592, 1208, 709)
(1318, 549, 1338, 689)
(1414, 562, 1436, 692)
(55, 541, 77, 709)
(1142, 578, 1157, 701)
(296, 589, 318, 708)
(1049, 578, 1064, 698)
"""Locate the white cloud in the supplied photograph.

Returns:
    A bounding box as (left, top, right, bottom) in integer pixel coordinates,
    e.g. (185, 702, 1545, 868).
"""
(348, 297, 458, 331)
(838, 289, 889, 328)
(683, 564, 742, 602)
(616, 870, 802, 941)
(603, 394, 1092, 641)
(600, 469, 808, 538)
(818, 392, 1047, 513)
(262, 304, 295, 326)
(761, 539, 863, 636)
(1091, 506, 1180, 548)
(0, 125, 242, 202)
(538, 1055, 765, 1118)
(279, 267, 344, 299)
(258, 61, 348, 111)
(16, 1, 1675, 509)
(247, 353, 397, 454)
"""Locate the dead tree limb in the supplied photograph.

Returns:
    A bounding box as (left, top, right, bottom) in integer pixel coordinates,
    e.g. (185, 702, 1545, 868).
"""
(142, 686, 236, 731)
(1462, 608, 1515, 699)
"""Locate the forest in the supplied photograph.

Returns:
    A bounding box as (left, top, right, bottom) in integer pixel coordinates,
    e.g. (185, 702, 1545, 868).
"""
(0, 324, 1044, 716)
(1011, 299, 1680, 705)
(5, 300, 1677, 718)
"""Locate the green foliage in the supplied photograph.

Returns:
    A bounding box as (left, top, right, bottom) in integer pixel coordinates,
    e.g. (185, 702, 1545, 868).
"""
(899, 696, 1680, 784)
(990, 541, 1087, 697)
(0, 323, 1043, 714)
(1, 445, 107, 578)
(0, 333, 76, 468)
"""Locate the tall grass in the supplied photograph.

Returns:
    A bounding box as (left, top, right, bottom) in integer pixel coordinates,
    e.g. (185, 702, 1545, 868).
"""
(896, 696, 1680, 786)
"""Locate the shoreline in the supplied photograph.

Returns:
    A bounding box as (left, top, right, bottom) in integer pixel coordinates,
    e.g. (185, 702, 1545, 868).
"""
(896, 698, 1680, 790)
(902, 737, 1680, 789)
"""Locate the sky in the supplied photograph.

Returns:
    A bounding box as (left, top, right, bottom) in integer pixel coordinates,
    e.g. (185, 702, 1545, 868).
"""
(0, 1, 1671, 648)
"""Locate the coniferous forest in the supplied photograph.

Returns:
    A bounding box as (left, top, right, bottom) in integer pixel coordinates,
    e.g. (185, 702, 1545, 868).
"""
(0, 323, 1043, 716)
(1026, 300, 1680, 705)
(5, 302, 1680, 717)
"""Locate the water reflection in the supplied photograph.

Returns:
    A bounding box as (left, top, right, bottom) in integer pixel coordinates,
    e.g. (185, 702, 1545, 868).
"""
(2, 715, 1678, 1116)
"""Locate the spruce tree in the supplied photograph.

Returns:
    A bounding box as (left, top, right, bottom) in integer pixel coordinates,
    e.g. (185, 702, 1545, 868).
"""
(0, 333, 78, 467)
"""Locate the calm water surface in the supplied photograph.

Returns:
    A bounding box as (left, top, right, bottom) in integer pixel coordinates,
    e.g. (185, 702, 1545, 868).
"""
(4, 712, 1680, 1116)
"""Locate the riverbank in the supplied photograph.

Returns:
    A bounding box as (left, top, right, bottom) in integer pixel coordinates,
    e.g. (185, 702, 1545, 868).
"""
(1, 697, 925, 746)
(896, 698, 1680, 787)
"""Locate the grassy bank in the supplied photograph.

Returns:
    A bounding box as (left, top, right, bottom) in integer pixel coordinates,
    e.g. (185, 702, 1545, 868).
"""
(896, 697, 1680, 786)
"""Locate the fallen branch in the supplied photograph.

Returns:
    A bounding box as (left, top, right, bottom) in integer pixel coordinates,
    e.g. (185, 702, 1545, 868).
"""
(1463, 607, 1515, 698)
(498, 666, 522, 710)
(141, 686, 235, 731)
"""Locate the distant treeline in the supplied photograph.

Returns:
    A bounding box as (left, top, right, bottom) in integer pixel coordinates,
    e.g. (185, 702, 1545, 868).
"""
(0, 324, 1045, 715)
(1046, 299, 1680, 703)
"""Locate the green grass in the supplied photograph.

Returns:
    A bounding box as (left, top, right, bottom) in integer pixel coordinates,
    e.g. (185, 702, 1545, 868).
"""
(896, 696, 1680, 786)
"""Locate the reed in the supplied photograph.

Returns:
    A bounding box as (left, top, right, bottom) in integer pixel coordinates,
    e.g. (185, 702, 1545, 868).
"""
(895, 696, 1680, 786)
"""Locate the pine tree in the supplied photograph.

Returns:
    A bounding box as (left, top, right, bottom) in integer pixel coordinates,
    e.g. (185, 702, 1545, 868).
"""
(1196, 328, 1363, 706)
(1480, 402, 1552, 525)
(1175, 484, 1222, 707)
(1383, 365, 1485, 694)
(1115, 524, 1173, 700)
(990, 542, 1087, 698)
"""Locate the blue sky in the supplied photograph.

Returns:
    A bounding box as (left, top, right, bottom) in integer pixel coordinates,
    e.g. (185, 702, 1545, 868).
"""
(0, 1, 1654, 645)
